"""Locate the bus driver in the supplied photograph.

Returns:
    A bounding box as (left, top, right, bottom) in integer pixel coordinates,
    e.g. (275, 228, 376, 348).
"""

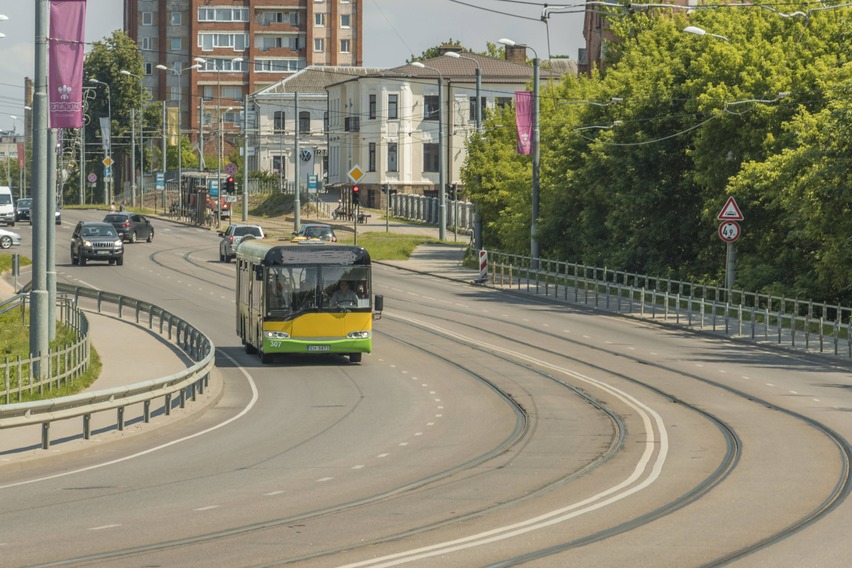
(331, 280, 358, 307)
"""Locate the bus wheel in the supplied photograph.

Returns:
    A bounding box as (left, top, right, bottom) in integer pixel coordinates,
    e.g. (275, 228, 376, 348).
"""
(245, 342, 257, 355)
(349, 353, 362, 363)
(260, 351, 273, 364)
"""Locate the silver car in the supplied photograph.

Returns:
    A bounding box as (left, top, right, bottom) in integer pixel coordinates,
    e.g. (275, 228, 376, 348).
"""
(218, 224, 264, 262)
(0, 227, 22, 249)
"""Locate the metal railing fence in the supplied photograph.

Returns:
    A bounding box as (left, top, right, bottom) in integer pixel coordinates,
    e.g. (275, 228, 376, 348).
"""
(0, 293, 90, 404)
(484, 250, 852, 359)
(0, 283, 215, 450)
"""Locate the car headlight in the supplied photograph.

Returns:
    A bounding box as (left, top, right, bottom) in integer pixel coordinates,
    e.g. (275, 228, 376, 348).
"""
(114, 240, 123, 248)
(83, 239, 92, 247)
(347, 331, 371, 340)
(264, 331, 290, 339)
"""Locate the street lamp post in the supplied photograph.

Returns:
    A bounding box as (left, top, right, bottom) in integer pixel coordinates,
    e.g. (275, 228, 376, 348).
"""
(446, 52, 482, 133)
(499, 38, 540, 266)
(9, 114, 24, 195)
(156, 58, 205, 218)
(217, 106, 233, 228)
(89, 78, 112, 205)
(412, 61, 447, 241)
(120, 69, 144, 207)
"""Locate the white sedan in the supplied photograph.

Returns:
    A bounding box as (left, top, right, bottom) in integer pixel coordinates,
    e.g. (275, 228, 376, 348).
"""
(0, 227, 22, 249)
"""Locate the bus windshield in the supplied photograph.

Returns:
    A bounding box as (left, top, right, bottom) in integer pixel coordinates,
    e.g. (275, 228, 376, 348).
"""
(266, 265, 371, 318)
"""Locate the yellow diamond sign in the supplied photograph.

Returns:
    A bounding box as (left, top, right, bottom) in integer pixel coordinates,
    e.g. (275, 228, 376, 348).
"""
(102, 156, 114, 167)
(348, 165, 364, 183)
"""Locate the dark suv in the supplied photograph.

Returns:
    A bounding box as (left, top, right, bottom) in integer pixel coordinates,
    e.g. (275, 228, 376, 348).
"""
(70, 221, 124, 266)
(104, 212, 154, 243)
(15, 198, 31, 222)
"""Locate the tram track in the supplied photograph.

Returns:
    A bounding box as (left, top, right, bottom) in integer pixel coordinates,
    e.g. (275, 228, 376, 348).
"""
(372, 275, 852, 566)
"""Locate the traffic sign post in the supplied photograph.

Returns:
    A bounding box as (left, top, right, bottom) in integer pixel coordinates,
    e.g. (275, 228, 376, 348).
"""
(716, 197, 743, 295)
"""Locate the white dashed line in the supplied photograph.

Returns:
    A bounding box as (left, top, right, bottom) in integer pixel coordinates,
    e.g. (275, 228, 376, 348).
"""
(766, 383, 775, 387)
(194, 506, 220, 512)
(377, 453, 389, 458)
(399, 442, 409, 446)
(316, 477, 334, 482)
(89, 524, 121, 531)
(352, 465, 365, 470)
(264, 491, 285, 496)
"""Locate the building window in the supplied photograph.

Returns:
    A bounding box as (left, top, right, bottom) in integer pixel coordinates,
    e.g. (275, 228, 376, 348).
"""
(142, 12, 153, 26)
(222, 86, 242, 101)
(424, 95, 439, 120)
(170, 11, 182, 26)
(315, 13, 325, 26)
(171, 38, 182, 51)
(496, 97, 512, 109)
(324, 111, 329, 132)
(274, 111, 285, 132)
(141, 37, 152, 51)
(387, 94, 398, 120)
(198, 8, 249, 22)
(340, 39, 351, 53)
(469, 97, 485, 121)
(387, 143, 398, 172)
(369, 95, 376, 119)
(299, 111, 310, 133)
(198, 32, 249, 52)
(144, 62, 153, 76)
(314, 38, 324, 52)
(340, 14, 351, 28)
(368, 143, 376, 172)
(272, 155, 287, 175)
(423, 144, 439, 172)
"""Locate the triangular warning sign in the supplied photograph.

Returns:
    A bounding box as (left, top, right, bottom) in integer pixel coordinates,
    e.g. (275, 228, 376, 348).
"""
(717, 196, 743, 221)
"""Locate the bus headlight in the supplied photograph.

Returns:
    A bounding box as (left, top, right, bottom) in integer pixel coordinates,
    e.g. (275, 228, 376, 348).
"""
(264, 331, 290, 339)
(347, 331, 371, 340)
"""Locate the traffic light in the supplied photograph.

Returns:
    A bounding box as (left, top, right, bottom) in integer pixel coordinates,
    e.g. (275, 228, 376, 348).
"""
(352, 185, 360, 205)
(225, 176, 235, 194)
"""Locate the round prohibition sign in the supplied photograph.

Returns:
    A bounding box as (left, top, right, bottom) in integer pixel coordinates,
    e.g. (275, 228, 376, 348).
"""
(718, 220, 741, 243)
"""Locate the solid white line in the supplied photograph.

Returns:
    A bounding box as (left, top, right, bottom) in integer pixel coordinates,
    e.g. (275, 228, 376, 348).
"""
(0, 351, 260, 490)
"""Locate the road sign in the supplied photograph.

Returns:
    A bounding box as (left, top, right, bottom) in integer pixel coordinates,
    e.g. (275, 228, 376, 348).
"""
(307, 174, 318, 190)
(718, 221, 741, 243)
(103, 166, 112, 178)
(225, 162, 237, 175)
(102, 156, 113, 168)
(156, 172, 165, 190)
(209, 179, 219, 197)
(87, 173, 97, 183)
(717, 196, 744, 221)
(348, 165, 364, 183)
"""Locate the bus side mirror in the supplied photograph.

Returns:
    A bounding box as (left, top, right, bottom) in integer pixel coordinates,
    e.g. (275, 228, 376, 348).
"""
(373, 295, 383, 320)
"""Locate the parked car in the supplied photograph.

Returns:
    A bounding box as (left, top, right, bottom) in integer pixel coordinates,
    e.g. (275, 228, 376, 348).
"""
(70, 221, 124, 266)
(219, 224, 264, 262)
(15, 198, 31, 222)
(0, 227, 22, 249)
(291, 223, 337, 243)
(103, 212, 154, 243)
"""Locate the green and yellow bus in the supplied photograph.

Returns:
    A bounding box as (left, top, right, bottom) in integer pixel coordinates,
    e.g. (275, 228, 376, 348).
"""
(235, 240, 383, 363)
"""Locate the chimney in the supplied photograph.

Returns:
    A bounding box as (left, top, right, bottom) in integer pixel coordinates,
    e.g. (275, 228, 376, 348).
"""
(504, 45, 527, 65)
(437, 45, 462, 56)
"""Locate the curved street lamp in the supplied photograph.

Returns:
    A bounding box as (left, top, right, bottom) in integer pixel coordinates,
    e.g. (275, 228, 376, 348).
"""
(446, 51, 482, 133)
(412, 61, 447, 241)
(499, 37, 541, 266)
(155, 58, 205, 216)
(684, 26, 730, 42)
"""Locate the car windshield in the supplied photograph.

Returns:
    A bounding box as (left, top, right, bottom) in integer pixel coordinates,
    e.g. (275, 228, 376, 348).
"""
(234, 226, 262, 237)
(82, 226, 117, 237)
(17, 199, 31, 207)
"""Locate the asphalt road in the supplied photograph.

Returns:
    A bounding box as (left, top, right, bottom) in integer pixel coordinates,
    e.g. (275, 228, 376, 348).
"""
(0, 209, 851, 567)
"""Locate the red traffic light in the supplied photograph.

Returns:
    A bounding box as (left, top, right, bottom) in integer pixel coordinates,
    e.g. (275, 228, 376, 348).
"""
(352, 185, 360, 205)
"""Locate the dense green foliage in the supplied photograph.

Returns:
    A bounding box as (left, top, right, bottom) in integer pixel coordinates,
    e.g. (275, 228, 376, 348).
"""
(462, 5, 852, 304)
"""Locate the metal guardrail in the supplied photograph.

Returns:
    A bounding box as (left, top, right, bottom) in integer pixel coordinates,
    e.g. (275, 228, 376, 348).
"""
(0, 283, 216, 450)
(0, 293, 90, 404)
(484, 250, 852, 361)
(389, 193, 474, 233)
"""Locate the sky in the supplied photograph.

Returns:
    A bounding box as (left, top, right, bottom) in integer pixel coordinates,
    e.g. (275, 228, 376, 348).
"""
(0, 0, 586, 129)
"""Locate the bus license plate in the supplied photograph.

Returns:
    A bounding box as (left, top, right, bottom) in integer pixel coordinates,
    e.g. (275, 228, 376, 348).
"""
(307, 345, 330, 352)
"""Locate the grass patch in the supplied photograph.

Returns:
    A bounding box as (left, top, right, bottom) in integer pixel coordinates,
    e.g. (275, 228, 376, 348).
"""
(337, 231, 439, 261)
(0, 252, 32, 272)
(0, 309, 102, 403)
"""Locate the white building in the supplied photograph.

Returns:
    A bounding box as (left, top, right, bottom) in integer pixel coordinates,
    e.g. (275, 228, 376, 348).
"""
(325, 49, 567, 208)
(251, 66, 382, 191)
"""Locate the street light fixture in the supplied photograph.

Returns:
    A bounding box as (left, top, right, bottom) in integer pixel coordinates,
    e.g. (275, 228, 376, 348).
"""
(412, 61, 447, 241)
(446, 51, 482, 133)
(120, 69, 144, 207)
(683, 26, 730, 42)
(89, 78, 112, 205)
(156, 58, 205, 217)
(9, 114, 25, 196)
(498, 37, 541, 265)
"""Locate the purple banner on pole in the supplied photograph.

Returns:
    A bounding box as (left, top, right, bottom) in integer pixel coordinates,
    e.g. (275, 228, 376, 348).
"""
(514, 90, 533, 155)
(49, 0, 87, 128)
